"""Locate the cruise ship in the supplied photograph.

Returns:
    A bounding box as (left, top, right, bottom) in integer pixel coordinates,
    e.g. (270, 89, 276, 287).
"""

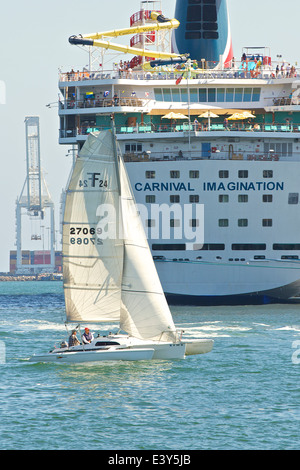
(58, 0, 300, 304)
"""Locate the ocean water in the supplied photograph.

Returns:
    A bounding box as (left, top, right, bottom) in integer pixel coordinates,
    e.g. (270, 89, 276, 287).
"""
(0, 281, 300, 450)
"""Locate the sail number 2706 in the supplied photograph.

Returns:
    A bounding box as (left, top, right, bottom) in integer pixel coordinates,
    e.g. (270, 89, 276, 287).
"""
(69, 227, 103, 245)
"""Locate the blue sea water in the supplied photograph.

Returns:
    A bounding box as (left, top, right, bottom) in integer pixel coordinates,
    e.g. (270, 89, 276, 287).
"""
(0, 280, 300, 450)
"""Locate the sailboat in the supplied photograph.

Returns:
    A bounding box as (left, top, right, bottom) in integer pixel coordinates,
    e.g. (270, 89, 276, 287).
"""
(29, 126, 213, 363)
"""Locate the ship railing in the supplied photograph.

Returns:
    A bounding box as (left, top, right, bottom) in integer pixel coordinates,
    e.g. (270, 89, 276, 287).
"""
(59, 61, 300, 83)
(265, 96, 300, 106)
(59, 97, 149, 110)
(60, 121, 300, 139)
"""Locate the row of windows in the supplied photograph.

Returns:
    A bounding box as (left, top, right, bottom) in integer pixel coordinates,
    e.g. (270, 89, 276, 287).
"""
(145, 193, 299, 204)
(145, 170, 274, 179)
(154, 87, 261, 103)
(152, 243, 300, 251)
(219, 219, 273, 227)
(147, 218, 274, 228)
(219, 170, 273, 179)
(264, 142, 293, 157)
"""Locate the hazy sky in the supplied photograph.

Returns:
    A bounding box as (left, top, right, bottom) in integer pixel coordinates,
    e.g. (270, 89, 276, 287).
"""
(0, 0, 299, 272)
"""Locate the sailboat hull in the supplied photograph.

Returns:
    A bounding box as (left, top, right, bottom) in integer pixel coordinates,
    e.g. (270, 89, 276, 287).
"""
(103, 334, 186, 359)
(132, 342, 186, 359)
(28, 348, 154, 363)
(184, 340, 214, 356)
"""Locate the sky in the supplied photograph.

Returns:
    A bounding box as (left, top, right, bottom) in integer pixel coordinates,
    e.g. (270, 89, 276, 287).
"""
(0, 0, 299, 272)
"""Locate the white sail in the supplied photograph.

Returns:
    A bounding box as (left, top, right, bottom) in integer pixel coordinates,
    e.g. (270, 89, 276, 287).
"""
(63, 131, 123, 322)
(63, 128, 177, 342)
(119, 158, 177, 342)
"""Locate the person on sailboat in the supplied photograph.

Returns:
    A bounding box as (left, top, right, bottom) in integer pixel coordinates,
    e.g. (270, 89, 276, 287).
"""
(82, 328, 94, 344)
(68, 330, 80, 347)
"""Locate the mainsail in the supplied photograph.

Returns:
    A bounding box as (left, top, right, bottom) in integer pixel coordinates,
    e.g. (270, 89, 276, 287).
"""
(63, 129, 177, 342)
(63, 131, 123, 322)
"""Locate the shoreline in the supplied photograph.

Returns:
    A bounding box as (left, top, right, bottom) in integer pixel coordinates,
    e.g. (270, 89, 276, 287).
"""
(0, 274, 62, 282)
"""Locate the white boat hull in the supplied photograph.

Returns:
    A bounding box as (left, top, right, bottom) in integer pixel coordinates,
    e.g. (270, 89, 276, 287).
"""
(103, 334, 214, 357)
(29, 347, 154, 363)
(109, 334, 186, 359)
(184, 339, 214, 355)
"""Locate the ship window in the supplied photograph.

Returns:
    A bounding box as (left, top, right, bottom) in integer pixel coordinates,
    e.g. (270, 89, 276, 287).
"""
(187, 6, 202, 21)
(254, 255, 266, 259)
(95, 341, 120, 346)
(252, 88, 261, 101)
(281, 255, 299, 259)
(263, 195, 273, 203)
(163, 88, 172, 101)
(146, 171, 155, 179)
(217, 88, 225, 102)
(273, 244, 300, 250)
(194, 243, 225, 251)
(203, 22, 218, 31)
(234, 88, 243, 102)
(146, 195, 156, 203)
(238, 195, 248, 203)
(219, 195, 229, 203)
(186, 22, 201, 31)
(226, 89, 234, 102)
(219, 219, 229, 227)
(190, 219, 199, 227)
(208, 88, 216, 102)
(262, 219, 273, 227)
(189, 170, 199, 178)
(170, 219, 181, 227)
(199, 88, 207, 102)
(244, 88, 252, 102)
(203, 32, 219, 39)
(238, 219, 248, 227)
(152, 244, 186, 251)
(170, 195, 180, 203)
(170, 170, 180, 178)
(219, 170, 229, 178)
(238, 170, 248, 178)
(232, 244, 266, 250)
(146, 219, 155, 227)
(190, 195, 200, 203)
(185, 32, 202, 40)
(172, 88, 181, 102)
(203, 5, 217, 22)
(288, 193, 299, 204)
(263, 170, 273, 178)
(154, 88, 163, 101)
(181, 88, 188, 102)
(190, 89, 199, 102)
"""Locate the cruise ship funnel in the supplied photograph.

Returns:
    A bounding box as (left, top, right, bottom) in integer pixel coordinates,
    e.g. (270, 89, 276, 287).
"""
(172, 0, 233, 67)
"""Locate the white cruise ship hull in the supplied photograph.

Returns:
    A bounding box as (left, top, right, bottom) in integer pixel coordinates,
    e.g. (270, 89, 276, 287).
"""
(155, 259, 300, 304)
(126, 159, 300, 304)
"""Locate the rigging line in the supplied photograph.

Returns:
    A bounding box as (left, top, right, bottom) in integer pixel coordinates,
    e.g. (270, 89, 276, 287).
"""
(121, 289, 165, 295)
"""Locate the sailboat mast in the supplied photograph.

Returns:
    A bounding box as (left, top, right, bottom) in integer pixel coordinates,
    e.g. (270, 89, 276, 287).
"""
(110, 115, 121, 197)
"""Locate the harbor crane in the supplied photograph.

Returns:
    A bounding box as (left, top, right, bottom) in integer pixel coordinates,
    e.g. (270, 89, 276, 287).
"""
(15, 116, 55, 274)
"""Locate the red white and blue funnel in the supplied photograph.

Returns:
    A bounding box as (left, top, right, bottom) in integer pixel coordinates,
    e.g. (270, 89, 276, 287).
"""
(172, 0, 233, 67)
